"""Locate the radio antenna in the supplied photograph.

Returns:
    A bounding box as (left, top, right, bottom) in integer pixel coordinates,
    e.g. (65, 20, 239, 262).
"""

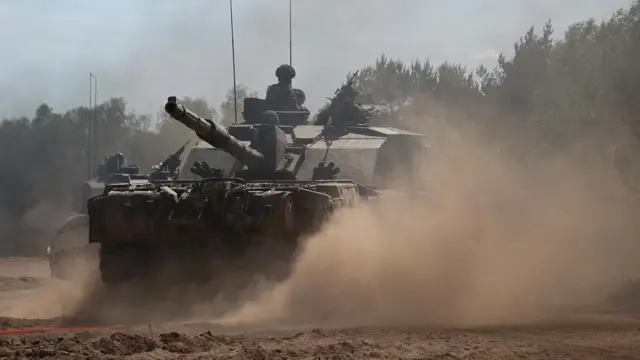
(289, 0, 292, 65)
(229, 0, 238, 124)
(88, 72, 98, 180)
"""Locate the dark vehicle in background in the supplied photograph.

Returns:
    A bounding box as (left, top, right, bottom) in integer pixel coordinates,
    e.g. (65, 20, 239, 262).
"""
(47, 146, 188, 281)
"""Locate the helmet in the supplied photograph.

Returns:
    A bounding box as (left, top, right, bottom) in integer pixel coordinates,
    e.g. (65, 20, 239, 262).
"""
(260, 110, 280, 125)
(275, 64, 296, 80)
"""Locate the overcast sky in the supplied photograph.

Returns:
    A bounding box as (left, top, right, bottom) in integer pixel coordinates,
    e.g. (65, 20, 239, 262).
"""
(0, 0, 631, 119)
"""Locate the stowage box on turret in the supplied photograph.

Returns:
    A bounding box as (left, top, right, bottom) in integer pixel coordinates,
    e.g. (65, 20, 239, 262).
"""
(86, 74, 428, 294)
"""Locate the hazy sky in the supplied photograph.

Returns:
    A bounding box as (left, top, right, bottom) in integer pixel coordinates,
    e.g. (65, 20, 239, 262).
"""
(0, 0, 631, 119)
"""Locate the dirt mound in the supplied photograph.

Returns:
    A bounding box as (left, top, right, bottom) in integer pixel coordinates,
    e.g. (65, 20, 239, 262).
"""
(0, 317, 639, 359)
(0, 330, 237, 359)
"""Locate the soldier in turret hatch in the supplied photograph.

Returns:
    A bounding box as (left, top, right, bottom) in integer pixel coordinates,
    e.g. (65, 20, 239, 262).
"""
(265, 64, 299, 111)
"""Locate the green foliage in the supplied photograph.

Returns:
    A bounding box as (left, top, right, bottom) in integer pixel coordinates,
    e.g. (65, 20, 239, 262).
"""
(344, 3, 640, 147)
(2, 0, 640, 255)
(0, 94, 227, 255)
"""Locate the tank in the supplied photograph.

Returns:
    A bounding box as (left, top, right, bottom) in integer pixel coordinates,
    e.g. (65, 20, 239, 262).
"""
(48, 145, 189, 281)
(86, 72, 428, 295)
(86, 95, 380, 291)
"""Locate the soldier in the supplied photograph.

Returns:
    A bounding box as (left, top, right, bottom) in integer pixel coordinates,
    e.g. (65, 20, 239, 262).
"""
(265, 64, 299, 111)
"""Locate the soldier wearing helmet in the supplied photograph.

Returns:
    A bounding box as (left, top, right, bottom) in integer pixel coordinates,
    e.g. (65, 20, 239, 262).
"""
(265, 64, 299, 111)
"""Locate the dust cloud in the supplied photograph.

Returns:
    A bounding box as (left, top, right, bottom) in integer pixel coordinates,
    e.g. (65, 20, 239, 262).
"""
(0, 202, 74, 257)
(22, 103, 640, 330)
(3, 249, 99, 320)
(216, 106, 640, 328)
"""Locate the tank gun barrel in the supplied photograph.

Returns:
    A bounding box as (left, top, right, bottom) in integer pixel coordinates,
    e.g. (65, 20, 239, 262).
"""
(165, 96, 264, 168)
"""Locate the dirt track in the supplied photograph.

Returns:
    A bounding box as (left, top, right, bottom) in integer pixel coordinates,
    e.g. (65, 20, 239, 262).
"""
(2, 314, 640, 359)
(1, 257, 640, 359)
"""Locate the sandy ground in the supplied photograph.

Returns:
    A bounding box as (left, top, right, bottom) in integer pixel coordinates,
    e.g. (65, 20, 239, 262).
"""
(0, 258, 637, 359)
(0, 257, 53, 317)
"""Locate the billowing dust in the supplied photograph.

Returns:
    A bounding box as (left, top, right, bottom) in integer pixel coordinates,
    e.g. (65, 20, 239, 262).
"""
(1, 253, 98, 320)
(16, 106, 640, 330)
(214, 111, 640, 329)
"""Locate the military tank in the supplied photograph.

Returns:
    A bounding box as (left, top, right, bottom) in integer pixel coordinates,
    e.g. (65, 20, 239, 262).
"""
(87, 95, 379, 292)
(48, 145, 189, 281)
(86, 73, 427, 296)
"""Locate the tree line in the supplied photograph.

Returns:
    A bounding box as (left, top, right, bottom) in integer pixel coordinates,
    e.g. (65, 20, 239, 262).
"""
(2, 1, 640, 255)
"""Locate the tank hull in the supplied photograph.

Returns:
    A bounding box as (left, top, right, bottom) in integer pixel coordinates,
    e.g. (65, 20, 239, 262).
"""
(87, 179, 371, 292)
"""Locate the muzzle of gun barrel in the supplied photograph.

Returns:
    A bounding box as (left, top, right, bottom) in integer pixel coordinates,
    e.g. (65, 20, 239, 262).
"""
(164, 96, 212, 136)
